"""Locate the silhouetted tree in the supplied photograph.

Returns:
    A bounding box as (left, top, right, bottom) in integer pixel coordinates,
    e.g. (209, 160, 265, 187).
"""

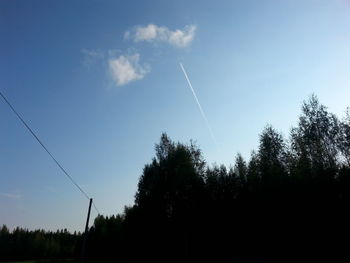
(3, 95, 350, 262)
(291, 95, 340, 179)
(0, 225, 80, 261)
(234, 153, 248, 185)
(337, 108, 350, 166)
(258, 125, 287, 185)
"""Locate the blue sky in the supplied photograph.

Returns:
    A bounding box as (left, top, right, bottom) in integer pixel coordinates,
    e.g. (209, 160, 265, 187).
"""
(1, 0, 350, 231)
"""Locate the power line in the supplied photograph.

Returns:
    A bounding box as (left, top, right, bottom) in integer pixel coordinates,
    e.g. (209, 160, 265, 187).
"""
(0, 90, 100, 214)
(92, 200, 100, 215)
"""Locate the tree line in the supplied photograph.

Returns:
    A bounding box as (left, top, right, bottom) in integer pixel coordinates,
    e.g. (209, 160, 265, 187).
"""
(86, 95, 350, 261)
(0, 225, 81, 261)
(1, 95, 350, 261)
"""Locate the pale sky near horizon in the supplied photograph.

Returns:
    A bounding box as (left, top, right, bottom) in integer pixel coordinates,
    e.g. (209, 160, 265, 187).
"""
(1, 0, 350, 232)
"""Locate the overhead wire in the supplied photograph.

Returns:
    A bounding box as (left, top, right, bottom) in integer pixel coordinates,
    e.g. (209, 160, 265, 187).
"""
(0, 90, 100, 214)
(92, 201, 100, 215)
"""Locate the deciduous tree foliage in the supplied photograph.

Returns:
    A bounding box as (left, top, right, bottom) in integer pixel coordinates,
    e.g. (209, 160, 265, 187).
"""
(2, 95, 350, 261)
(86, 96, 349, 261)
(0, 225, 81, 261)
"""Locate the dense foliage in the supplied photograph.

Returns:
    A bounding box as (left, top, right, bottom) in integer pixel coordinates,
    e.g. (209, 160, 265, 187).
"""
(86, 95, 350, 261)
(0, 225, 81, 261)
(2, 95, 350, 261)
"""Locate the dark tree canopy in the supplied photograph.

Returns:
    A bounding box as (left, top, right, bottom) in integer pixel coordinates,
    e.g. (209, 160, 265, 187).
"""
(0, 225, 81, 261)
(2, 95, 350, 262)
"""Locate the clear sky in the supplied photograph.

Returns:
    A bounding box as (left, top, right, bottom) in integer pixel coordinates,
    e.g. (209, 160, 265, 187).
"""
(1, 0, 350, 232)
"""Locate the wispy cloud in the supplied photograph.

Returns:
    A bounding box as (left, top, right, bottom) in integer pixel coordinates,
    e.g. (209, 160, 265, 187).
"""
(81, 48, 104, 68)
(0, 192, 21, 200)
(84, 24, 196, 86)
(125, 24, 197, 48)
(108, 53, 150, 86)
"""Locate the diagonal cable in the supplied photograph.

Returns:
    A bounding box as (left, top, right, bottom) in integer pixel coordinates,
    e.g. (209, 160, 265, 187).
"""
(92, 200, 100, 215)
(0, 90, 95, 205)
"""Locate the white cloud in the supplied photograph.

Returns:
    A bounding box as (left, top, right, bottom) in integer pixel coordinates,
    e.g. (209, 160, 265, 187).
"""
(134, 24, 159, 42)
(81, 48, 104, 67)
(108, 53, 150, 86)
(82, 48, 104, 58)
(168, 25, 196, 47)
(123, 31, 130, 40)
(0, 192, 21, 200)
(125, 24, 196, 48)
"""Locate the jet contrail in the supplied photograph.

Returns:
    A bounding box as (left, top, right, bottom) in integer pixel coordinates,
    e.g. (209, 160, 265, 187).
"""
(179, 62, 218, 146)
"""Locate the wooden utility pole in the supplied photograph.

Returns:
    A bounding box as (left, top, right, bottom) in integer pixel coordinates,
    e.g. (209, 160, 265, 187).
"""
(81, 198, 93, 262)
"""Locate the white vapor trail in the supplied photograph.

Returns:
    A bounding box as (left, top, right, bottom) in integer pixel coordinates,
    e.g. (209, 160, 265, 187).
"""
(179, 62, 218, 146)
